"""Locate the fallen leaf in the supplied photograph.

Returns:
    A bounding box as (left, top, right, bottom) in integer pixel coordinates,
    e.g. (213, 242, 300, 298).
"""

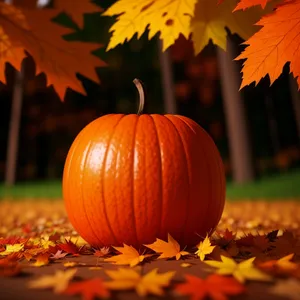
(58, 239, 80, 255)
(205, 256, 272, 283)
(105, 244, 151, 267)
(144, 234, 189, 260)
(191, 0, 278, 54)
(50, 250, 68, 260)
(94, 247, 110, 258)
(28, 268, 77, 293)
(195, 235, 215, 261)
(89, 267, 103, 271)
(175, 274, 245, 300)
(63, 262, 77, 268)
(104, 268, 175, 297)
(181, 263, 192, 268)
(269, 278, 300, 299)
(64, 278, 110, 300)
(0, 243, 24, 256)
(103, 0, 198, 51)
(32, 252, 50, 267)
(236, 0, 300, 90)
(257, 254, 298, 275)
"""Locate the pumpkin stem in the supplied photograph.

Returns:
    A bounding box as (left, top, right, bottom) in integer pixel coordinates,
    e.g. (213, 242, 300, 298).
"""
(133, 78, 145, 115)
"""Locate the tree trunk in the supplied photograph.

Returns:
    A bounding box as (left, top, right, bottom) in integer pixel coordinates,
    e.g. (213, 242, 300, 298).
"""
(157, 40, 177, 114)
(5, 68, 24, 186)
(216, 39, 255, 184)
(289, 75, 300, 142)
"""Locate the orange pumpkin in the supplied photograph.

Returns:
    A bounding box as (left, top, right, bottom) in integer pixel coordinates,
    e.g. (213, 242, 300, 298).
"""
(63, 79, 225, 248)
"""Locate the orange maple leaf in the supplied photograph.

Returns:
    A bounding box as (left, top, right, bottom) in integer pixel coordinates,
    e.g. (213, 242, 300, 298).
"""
(236, 0, 300, 90)
(234, 0, 272, 11)
(53, 0, 103, 27)
(64, 278, 110, 300)
(105, 244, 152, 267)
(0, 2, 106, 100)
(257, 254, 298, 274)
(144, 234, 189, 260)
(175, 274, 245, 300)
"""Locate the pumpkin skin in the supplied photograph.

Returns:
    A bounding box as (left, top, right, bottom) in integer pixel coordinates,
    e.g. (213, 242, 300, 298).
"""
(62, 114, 225, 248)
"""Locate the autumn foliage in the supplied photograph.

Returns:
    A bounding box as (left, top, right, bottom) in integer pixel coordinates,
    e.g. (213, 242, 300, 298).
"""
(103, 0, 300, 90)
(0, 0, 299, 99)
(0, 0, 105, 100)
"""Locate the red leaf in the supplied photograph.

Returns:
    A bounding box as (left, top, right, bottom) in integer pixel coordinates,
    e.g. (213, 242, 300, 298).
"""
(175, 274, 245, 300)
(64, 278, 110, 300)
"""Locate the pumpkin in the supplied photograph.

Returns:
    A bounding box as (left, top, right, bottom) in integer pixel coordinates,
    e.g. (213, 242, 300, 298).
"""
(62, 79, 225, 248)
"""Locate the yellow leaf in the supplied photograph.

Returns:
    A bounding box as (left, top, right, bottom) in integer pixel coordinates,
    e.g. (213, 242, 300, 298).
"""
(63, 262, 77, 268)
(195, 235, 215, 261)
(181, 263, 192, 268)
(28, 268, 77, 293)
(89, 266, 103, 270)
(144, 234, 190, 260)
(103, 0, 198, 51)
(104, 268, 175, 297)
(31, 253, 50, 267)
(0, 244, 24, 256)
(191, 0, 279, 54)
(205, 256, 272, 283)
(105, 244, 152, 267)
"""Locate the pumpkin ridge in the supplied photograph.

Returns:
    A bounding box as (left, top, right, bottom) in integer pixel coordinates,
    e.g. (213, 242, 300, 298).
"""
(164, 115, 192, 244)
(80, 132, 103, 245)
(149, 115, 164, 240)
(101, 115, 126, 246)
(195, 121, 225, 233)
(63, 130, 83, 237)
(131, 115, 140, 245)
(175, 115, 212, 239)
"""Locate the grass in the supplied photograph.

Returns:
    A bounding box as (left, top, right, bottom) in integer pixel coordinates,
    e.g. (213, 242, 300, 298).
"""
(1, 169, 300, 200)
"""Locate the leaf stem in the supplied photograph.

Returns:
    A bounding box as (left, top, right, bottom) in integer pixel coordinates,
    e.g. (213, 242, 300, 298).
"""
(133, 78, 145, 115)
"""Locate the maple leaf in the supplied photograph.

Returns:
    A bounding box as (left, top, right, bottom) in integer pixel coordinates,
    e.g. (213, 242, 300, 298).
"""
(191, 0, 278, 54)
(0, 237, 28, 246)
(32, 252, 50, 267)
(0, 243, 24, 256)
(94, 247, 110, 258)
(64, 278, 110, 300)
(195, 235, 216, 261)
(28, 268, 77, 293)
(63, 261, 78, 268)
(104, 268, 175, 297)
(50, 250, 68, 260)
(257, 253, 298, 275)
(269, 278, 300, 299)
(175, 274, 245, 300)
(104, 244, 152, 267)
(0, 2, 106, 100)
(144, 234, 189, 260)
(234, 0, 272, 11)
(58, 239, 80, 255)
(236, 0, 300, 90)
(52, 0, 103, 27)
(205, 256, 272, 283)
(103, 0, 198, 51)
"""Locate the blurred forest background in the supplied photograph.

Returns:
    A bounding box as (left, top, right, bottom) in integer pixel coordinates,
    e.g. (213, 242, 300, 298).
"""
(0, 0, 300, 187)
